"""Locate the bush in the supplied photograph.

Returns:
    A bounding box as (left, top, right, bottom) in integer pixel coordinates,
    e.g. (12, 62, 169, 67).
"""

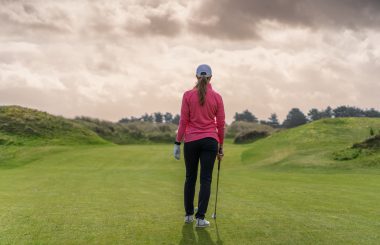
(333, 134, 380, 161)
(332, 148, 361, 161)
(234, 130, 269, 144)
(226, 121, 274, 138)
(353, 135, 380, 150)
(369, 127, 374, 136)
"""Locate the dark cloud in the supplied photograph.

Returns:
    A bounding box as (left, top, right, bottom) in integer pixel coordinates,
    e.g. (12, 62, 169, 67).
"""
(2, 0, 380, 40)
(83, 1, 184, 38)
(0, 1, 72, 43)
(189, 0, 380, 40)
(127, 11, 183, 37)
(0, 1, 184, 40)
(144, 12, 182, 36)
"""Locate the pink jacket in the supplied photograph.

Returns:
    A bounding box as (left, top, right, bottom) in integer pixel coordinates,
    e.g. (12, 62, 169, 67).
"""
(176, 82, 225, 144)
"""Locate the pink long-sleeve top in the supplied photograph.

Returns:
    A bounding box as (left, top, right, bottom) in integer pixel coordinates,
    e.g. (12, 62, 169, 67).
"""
(176, 82, 225, 144)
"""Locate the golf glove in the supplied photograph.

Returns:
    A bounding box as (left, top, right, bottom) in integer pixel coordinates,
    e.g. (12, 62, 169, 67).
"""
(173, 144, 181, 160)
(217, 145, 224, 160)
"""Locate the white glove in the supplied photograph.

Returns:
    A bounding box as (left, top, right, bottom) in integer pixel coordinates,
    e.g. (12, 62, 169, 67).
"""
(173, 144, 181, 160)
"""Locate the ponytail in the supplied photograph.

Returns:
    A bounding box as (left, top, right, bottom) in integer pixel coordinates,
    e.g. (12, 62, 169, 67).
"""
(195, 76, 208, 106)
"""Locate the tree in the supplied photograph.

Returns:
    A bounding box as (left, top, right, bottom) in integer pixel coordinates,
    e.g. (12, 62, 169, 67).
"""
(259, 120, 270, 126)
(164, 112, 173, 123)
(308, 106, 333, 121)
(234, 109, 258, 122)
(323, 106, 333, 118)
(119, 116, 141, 123)
(130, 116, 141, 122)
(141, 113, 154, 122)
(308, 108, 323, 121)
(364, 108, 380, 117)
(267, 113, 280, 128)
(333, 106, 365, 117)
(172, 114, 180, 125)
(119, 117, 130, 123)
(154, 112, 163, 123)
(282, 108, 308, 128)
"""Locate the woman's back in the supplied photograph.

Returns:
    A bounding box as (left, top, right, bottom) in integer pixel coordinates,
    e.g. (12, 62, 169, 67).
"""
(176, 82, 225, 144)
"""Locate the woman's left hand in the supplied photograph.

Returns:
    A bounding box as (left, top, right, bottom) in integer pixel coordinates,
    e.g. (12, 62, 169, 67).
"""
(217, 145, 224, 161)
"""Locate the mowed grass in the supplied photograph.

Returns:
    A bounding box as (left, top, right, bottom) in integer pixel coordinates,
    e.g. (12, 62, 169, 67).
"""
(1, 140, 379, 244)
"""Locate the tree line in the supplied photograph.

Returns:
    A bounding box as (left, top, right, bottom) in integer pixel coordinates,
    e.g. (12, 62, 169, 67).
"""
(119, 105, 380, 129)
(234, 106, 380, 129)
(119, 112, 180, 124)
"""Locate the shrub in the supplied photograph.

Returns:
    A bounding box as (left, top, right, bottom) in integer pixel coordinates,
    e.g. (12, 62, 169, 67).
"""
(332, 148, 361, 161)
(369, 127, 374, 136)
(234, 130, 269, 144)
(226, 121, 274, 138)
(353, 135, 380, 150)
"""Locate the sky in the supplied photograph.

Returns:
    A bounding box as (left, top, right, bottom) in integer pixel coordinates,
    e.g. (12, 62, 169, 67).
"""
(1, 0, 380, 124)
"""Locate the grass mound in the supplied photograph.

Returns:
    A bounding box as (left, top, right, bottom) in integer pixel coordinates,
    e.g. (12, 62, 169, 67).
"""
(0, 105, 107, 145)
(242, 118, 380, 169)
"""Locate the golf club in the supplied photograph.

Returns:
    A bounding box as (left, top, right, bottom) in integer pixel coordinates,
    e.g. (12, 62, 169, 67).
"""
(212, 157, 221, 219)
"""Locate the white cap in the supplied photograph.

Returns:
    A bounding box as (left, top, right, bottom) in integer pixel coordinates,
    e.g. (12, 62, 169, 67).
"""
(196, 64, 212, 77)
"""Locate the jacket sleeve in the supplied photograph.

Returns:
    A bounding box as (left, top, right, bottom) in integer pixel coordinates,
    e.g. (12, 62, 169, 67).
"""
(176, 92, 190, 142)
(216, 95, 225, 144)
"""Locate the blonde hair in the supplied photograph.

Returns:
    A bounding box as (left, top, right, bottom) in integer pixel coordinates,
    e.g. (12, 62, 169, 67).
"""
(194, 75, 210, 106)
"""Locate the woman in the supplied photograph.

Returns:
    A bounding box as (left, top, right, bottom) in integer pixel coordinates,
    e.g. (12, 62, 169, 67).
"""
(173, 64, 225, 228)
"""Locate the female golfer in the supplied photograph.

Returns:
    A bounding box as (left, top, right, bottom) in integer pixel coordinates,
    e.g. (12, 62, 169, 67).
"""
(173, 64, 225, 228)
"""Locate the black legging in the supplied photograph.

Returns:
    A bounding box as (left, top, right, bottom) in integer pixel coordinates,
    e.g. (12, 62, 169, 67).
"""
(184, 137, 218, 219)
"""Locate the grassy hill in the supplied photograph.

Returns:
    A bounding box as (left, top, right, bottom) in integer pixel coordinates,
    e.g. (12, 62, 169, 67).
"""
(0, 105, 108, 146)
(242, 117, 380, 169)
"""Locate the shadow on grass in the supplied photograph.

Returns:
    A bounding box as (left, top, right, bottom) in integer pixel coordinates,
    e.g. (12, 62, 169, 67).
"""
(179, 222, 223, 245)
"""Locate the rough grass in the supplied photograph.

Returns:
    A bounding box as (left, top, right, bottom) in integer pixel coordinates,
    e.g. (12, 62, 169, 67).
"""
(0, 106, 107, 146)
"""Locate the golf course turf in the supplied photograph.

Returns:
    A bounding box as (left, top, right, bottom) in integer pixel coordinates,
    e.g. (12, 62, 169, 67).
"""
(1, 118, 380, 244)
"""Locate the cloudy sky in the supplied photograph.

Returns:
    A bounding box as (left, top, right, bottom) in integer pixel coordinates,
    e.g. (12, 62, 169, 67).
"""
(1, 0, 380, 123)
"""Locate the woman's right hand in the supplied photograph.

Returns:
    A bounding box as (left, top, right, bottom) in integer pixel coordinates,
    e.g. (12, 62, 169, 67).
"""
(217, 145, 224, 161)
(173, 144, 181, 160)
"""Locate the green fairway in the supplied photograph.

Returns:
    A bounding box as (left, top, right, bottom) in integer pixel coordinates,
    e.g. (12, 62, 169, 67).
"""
(1, 141, 379, 244)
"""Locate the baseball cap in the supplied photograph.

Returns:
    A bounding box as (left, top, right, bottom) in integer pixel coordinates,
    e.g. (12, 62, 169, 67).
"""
(196, 64, 212, 77)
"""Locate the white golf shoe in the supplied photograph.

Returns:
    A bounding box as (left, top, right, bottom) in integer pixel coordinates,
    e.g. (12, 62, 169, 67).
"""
(184, 215, 194, 224)
(195, 218, 210, 228)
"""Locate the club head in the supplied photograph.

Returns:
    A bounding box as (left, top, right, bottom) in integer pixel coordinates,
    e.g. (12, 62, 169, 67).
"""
(212, 213, 216, 219)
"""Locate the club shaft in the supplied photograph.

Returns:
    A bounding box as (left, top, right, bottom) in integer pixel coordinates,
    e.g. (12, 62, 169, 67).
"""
(213, 159, 221, 217)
